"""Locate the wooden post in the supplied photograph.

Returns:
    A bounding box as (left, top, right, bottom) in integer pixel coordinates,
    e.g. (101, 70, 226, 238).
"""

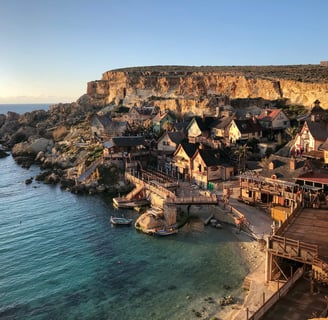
(246, 307, 249, 320)
(263, 292, 265, 305)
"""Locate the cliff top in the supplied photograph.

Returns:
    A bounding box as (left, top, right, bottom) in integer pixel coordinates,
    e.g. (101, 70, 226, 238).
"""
(106, 64, 328, 83)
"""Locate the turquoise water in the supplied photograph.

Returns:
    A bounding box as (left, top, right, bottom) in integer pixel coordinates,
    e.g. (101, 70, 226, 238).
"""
(0, 105, 249, 319)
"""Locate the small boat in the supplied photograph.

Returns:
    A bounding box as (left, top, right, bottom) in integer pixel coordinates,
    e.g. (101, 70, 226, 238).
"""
(153, 227, 178, 236)
(110, 216, 133, 226)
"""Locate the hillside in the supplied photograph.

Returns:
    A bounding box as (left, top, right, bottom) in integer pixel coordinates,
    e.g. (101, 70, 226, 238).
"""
(85, 64, 328, 114)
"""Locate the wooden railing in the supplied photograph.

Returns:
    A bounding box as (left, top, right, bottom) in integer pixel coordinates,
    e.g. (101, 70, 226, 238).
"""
(268, 235, 319, 265)
(248, 267, 304, 320)
(165, 195, 218, 205)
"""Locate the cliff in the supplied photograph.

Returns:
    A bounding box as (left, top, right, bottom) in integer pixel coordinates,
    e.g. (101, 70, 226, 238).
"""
(86, 65, 328, 113)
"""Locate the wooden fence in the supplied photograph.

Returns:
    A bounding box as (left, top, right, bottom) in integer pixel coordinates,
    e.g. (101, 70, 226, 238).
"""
(248, 267, 304, 320)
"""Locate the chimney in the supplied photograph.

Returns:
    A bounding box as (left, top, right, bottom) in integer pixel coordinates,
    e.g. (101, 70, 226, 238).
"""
(290, 157, 296, 171)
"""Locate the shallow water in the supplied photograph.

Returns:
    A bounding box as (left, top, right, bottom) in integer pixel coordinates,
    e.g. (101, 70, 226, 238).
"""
(0, 153, 248, 320)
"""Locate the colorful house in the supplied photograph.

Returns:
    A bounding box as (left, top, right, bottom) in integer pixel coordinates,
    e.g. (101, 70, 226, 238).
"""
(228, 119, 262, 144)
(191, 147, 234, 188)
(186, 116, 216, 140)
(291, 119, 328, 154)
(152, 111, 175, 133)
(258, 108, 290, 130)
(172, 142, 198, 181)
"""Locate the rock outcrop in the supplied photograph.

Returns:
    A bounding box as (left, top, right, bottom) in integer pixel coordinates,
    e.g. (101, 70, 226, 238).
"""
(86, 65, 328, 112)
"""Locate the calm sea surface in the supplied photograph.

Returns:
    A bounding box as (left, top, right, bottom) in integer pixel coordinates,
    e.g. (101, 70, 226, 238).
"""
(0, 104, 50, 115)
(0, 105, 248, 320)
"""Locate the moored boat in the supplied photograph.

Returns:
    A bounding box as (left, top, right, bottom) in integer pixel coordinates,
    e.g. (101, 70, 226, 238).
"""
(110, 216, 133, 226)
(153, 227, 178, 236)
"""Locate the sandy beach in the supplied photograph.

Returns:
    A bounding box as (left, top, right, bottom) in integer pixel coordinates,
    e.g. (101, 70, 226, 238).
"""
(212, 229, 276, 320)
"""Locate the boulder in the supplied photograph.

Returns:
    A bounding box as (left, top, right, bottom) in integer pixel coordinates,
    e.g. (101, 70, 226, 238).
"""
(29, 138, 53, 154)
(0, 149, 9, 158)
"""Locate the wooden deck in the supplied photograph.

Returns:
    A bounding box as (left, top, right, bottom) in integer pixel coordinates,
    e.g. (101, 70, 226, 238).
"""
(282, 208, 328, 262)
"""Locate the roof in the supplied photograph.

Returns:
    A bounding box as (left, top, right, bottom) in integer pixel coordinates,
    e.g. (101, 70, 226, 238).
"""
(129, 106, 157, 116)
(259, 154, 306, 182)
(210, 115, 235, 129)
(258, 108, 283, 121)
(103, 136, 145, 148)
(179, 142, 198, 158)
(152, 111, 173, 123)
(167, 131, 185, 144)
(195, 148, 232, 167)
(192, 116, 216, 131)
(233, 119, 262, 134)
(305, 120, 328, 142)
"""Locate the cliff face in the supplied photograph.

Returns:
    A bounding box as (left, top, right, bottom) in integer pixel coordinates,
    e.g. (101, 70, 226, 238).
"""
(86, 65, 328, 112)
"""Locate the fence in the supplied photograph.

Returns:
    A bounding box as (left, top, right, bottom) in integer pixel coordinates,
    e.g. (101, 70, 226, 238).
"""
(248, 267, 304, 320)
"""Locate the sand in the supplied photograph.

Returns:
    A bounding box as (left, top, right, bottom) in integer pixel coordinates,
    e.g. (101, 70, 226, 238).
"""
(210, 229, 276, 320)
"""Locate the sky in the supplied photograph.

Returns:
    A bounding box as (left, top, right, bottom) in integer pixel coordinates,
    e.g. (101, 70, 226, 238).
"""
(0, 0, 327, 104)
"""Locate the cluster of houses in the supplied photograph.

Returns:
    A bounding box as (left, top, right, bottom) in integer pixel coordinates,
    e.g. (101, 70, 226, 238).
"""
(89, 100, 328, 197)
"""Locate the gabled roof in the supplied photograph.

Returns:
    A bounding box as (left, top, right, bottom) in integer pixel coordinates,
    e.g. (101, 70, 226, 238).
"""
(152, 111, 173, 123)
(157, 131, 185, 145)
(167, 131, 185, 144)
(233, 119, 262, 134)
(174, 142, 198, 158)
(305, 120, 328, 142)
(91, 114, 111, 127)
(193, 148, 233, 167)
(258, 108, 284, 122)
(129, 106, 157, 116)
(188, 116, 216, 132)
(210, 115, 235, 129)
(103, 136, 145, 148)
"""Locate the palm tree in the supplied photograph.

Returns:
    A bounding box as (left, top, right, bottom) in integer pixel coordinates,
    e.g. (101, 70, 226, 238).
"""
(234, 144, 251, 172)
(285, 127, 298, 140)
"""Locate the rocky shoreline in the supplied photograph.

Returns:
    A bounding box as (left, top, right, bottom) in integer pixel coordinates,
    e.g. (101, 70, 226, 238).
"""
(0, 102, 131, 196)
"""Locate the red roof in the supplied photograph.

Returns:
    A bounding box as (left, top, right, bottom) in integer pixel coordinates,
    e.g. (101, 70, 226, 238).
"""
(258, 108, 282, 121)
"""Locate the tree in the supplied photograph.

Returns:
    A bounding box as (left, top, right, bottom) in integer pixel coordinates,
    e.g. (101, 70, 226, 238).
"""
(285, 127, 298, 140)
(234, 144, 251, 172)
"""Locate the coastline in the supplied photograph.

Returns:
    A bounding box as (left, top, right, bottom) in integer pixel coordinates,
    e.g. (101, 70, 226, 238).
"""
(213, 229, 275, 320)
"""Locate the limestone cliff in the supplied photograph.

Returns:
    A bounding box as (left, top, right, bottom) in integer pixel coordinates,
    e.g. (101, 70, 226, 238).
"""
(86, 65, 328, 113)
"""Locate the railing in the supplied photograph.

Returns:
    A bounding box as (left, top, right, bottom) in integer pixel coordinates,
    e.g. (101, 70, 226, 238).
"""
(248, 267, 304, 320)
(268, 235, 319, 265)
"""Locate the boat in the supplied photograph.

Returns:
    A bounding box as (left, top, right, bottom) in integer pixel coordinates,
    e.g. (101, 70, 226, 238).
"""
(153, 227, 178, 236)
(110, 216, 133, 226)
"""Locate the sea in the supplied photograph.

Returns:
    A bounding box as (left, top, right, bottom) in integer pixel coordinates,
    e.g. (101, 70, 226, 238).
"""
(0, 104, 249, 320)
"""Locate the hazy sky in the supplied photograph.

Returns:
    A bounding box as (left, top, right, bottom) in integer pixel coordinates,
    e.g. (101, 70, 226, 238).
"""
(1, 0, 327, 104)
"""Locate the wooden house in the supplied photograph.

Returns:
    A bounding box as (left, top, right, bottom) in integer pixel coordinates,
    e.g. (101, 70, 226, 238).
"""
(258, 108, 290, 130)
(90, 114, 130, 139)
(210, 115, 235, 140)
(186, 116, 216, 141)
(191, 147, 234, 188)
(291, 118, 328, 154)
(127, 106, 158, 125)
(228, 118, 262, 144)
(157, 131, 185, 154)
(172, 142, 198, 181)
(152, 111, 175, 133)
(103, 136, 146, 169)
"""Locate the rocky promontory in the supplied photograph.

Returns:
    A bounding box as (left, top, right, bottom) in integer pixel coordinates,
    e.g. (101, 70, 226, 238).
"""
(87, 65, 328, 112)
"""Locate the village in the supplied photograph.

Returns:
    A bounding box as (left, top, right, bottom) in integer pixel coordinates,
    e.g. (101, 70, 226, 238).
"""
(78, 96, 328, 319)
